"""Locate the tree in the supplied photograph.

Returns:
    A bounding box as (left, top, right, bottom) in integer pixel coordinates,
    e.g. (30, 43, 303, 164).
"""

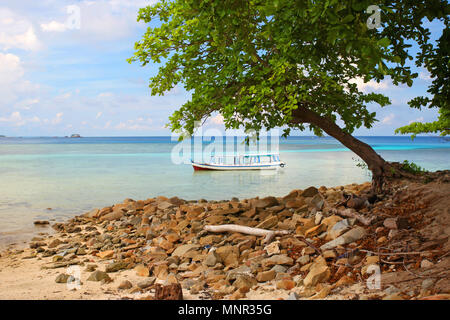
(129, 0, 449, 192)
(396, 108, 449, 139)
(395, 24, 449, 139)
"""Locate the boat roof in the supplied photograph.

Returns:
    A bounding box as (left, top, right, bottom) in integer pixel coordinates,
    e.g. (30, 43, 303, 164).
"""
(210, 153, 280, 157)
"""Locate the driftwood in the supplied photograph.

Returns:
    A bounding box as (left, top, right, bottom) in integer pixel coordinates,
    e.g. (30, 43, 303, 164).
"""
(204, 224, 291, 243)
(330, 208, 376, 226)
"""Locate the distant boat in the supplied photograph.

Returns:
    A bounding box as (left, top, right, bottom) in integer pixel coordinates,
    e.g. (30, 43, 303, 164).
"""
(70, 134, 81, 138)
(192, 153, 286, 171)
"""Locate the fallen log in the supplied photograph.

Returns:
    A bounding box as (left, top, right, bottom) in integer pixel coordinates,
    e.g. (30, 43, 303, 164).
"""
(204, 224, 291, 243)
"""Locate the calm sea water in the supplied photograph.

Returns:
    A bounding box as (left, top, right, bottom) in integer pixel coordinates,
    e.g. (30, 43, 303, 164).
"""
(0, 136, 449, 247)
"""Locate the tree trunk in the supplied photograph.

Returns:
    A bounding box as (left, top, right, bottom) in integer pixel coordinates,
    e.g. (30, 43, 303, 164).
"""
(292, 106, 392, 192)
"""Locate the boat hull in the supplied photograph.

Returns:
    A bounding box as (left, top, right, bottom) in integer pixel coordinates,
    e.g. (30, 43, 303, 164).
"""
(192, 162, 281, 171)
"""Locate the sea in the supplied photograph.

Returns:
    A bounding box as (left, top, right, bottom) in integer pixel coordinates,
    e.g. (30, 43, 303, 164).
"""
(0, 135, 448, 247)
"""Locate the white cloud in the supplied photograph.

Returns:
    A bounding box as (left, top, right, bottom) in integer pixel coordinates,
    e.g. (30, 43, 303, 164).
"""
(98, 92, 114, 98)
(0, 53, 41, 107)
(381, 113, 395, 125)
(418, 69, 433, 81)
(0, 111, 41, 126)
(409, 117, 424, 124)
(0, 53, 24, 83)
(350, 77, 390, 92)
(114, 117, 153, 130)
(96, 111, 103, 119)
(0, 8, 41, 51)
(51, 112, 63, 124)
(41, 20, 68, 32)
(210, 114, 224, 125)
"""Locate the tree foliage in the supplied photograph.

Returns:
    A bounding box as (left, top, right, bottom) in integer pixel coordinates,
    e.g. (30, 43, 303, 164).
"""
(129, 0, 448, 139)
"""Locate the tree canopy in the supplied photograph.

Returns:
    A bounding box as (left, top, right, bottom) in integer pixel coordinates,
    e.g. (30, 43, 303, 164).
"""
(129, 0, 449, 189)
(129, 0, 447, 135)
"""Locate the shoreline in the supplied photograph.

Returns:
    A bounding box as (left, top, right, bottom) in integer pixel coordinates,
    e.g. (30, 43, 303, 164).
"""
(1, 173, 449, 300)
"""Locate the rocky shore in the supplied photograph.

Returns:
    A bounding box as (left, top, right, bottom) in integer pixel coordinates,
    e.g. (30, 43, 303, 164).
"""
(0, 173, 449, 300)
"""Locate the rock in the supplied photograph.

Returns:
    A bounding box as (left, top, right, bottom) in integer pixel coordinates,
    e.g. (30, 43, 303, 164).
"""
(137, 277, 156, 289)
(383, 293, 404, 300)
(377, 236, 387, 244)
(76, 247, 87, 255)
(264, 241, 280, 256)
(285, 198, 306, 209)
(422, 279, 435, 290)
(30, 241, 46, 249)
(233, 275, 257, 291)
(199, 235, 222, 246)
(384, 285, 399, 295)
(118, 280, 133, 290)
(153, 263, 168, 280)
(346, 196, 367, 210)
(105, 261, 128, 273)
(296, 255, 310, 266)
(99, 210, 123, 221)
(216, 246, 239, 267)
(320, 226, 366, 250)
(154, 283, 183, 300)
(388, 229, 399, 239)
(383, 217, 409, 230)
(255, 216, 278, 229)
(157, 201, 175, 210)
(321, 215, 343, 230)
(262, 255, 294, 268)
(165, 273, 179, 285)
(304, 223, 327, 238)
(34, 220, 50, 225)
(310, 194, 324, 210)
(311, 285, 331, 299)
(303, 264, 330, 287)
(315, 212, 323, 225)
(276, 279, 295, 290)
(365, 256, 379, 266)
(271, 265, 287, 273)
(322, 250, 336, 259)
(55, 273, 71, 283)
(302, 187, 319, 198)
(287, 292, 300, 300)
(256, 270, 276, 282)
(328, 219, 351, 240)
(52, 255, 64, 262)
(97, 250, 114, 259)
(333, 275, 355, 288)
(420, 259, 434, 269)
(48, 239, 63, 248)
(204, 250, 221, 267)
(171, 244, 199, 257)
(87, 270, 111, 282)
(229, 290, 245, 300)
(85, 264, 97, 272)
(83, 208, 99, 218)
(253, 196, 278, 209)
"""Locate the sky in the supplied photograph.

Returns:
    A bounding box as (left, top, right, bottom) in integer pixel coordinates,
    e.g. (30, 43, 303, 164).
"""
(0, 0, 444, 137)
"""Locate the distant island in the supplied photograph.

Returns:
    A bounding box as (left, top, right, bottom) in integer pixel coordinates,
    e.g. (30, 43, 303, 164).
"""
(70, 134, 81, 138)
(0, 135, 5, 138)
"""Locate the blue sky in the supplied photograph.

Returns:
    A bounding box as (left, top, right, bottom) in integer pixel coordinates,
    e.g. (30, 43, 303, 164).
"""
(0, 0, 443, 137)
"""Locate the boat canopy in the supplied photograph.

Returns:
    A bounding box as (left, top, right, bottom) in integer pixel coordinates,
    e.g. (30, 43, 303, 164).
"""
(208, 154, 281, 165)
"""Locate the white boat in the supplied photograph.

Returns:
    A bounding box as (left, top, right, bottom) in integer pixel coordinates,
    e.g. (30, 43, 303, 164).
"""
(191, 153, 285, 171)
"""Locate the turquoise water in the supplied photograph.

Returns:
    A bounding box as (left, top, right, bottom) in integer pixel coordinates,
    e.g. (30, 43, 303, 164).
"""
(0, 136, 449, 247)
